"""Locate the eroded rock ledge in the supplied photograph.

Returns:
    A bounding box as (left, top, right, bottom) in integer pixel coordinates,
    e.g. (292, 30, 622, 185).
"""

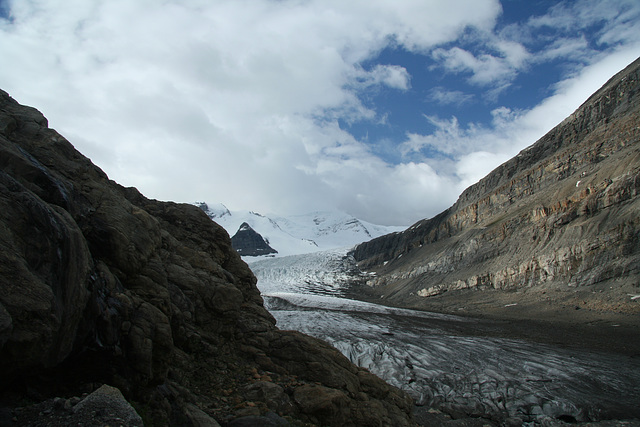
(0, 89, 414, 426)
(352, 57, 640, 317)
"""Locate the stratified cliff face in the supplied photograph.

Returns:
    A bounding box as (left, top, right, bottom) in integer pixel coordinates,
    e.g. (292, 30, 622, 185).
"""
(0, 90, 414, 426)
(352, 57, 640, 314)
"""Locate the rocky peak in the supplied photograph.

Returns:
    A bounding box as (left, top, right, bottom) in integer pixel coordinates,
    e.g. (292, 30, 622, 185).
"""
(0, 89, 414, 426)
(231, 222, 278, 256)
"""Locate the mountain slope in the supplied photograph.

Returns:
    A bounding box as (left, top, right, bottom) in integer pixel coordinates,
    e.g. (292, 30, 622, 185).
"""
(352, 57, 640, 319)
(0, 90, 414, 426)
(196, 202, 405, 257)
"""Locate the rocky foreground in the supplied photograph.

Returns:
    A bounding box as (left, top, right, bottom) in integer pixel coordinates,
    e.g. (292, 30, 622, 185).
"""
(0, 89, 414, 426)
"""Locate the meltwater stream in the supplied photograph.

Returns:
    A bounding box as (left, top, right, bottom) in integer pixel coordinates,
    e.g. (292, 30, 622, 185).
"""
(250, 250, 640, 425)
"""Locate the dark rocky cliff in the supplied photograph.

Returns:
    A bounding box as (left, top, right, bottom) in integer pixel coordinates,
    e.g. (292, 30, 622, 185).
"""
(0, 90, 414, 426)
(352, 57, 640, 318)
(231, 222, 278, 256)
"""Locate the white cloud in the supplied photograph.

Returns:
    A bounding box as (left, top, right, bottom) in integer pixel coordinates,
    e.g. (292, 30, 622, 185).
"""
(364, 64, 412, 91)
(431, 0, 640, 91)
(0, 0, 502, 226)
(431, 40, 530, 88)
(527, 0, 639, 37)
(428, 87, 474, 106)
(537, 36, 591, 62)
(526, 0, 640, 54)
(0, 0, 638, 227)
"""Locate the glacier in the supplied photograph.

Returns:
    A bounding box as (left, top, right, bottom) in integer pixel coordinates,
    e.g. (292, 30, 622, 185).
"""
(252, 249, 640, 425)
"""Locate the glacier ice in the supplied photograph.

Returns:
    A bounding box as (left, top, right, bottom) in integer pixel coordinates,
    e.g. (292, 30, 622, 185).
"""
(253, 249, 640, 424)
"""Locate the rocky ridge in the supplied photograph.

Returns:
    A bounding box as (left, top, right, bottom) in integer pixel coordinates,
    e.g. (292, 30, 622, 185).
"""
(0, 89, 414, 426)
(352, 57, 640, 320)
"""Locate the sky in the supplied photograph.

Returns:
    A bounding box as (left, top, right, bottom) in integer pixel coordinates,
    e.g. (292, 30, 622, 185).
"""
(1, 0, 639, 226)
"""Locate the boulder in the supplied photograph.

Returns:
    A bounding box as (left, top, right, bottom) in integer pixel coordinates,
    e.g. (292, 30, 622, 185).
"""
(71, 384, 144, 426)
(242, 381, 292, 413)
(293, 384, 350, 423)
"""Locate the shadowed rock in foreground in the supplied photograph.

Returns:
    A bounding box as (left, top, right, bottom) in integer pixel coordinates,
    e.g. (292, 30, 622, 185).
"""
(0, 89, 414, 426)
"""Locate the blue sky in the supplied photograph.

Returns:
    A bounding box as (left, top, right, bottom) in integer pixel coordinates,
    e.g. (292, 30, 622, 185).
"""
(1, 0, 639, 225)
(347, 0, 640, 164)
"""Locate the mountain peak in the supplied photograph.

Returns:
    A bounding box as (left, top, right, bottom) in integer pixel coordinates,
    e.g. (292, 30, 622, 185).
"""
(195, 202, 405, 258)
(231, 222, 278, 256)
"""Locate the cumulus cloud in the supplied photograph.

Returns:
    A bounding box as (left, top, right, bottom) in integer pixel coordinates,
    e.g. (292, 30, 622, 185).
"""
(357, 64, 412, 91)
(0, 0, 502, 225)
(0, 0, 638, 226)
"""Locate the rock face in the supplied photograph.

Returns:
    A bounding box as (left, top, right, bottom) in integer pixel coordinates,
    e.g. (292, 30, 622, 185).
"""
(231, 222, 278, 256)
(352, 57, 640, 315)
(0, 89, 414, 426)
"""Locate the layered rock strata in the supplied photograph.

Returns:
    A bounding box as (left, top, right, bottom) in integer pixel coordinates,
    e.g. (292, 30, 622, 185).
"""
(352, 57, 640, 316)
(0, 89, 414, 426)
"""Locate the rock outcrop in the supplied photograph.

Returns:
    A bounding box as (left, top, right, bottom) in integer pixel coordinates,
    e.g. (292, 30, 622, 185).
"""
(231, 222, 278, 256)
(352, 57, 640, 316)
(0, 89, 414, 426)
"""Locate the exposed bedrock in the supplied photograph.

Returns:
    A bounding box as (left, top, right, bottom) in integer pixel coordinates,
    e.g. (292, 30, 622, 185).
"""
(0, 89, 414, 426)
(352, 57, 640, 314)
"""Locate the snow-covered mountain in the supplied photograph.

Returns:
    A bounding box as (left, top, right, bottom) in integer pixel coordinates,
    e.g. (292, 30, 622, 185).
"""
(194, 202, 405, 258)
